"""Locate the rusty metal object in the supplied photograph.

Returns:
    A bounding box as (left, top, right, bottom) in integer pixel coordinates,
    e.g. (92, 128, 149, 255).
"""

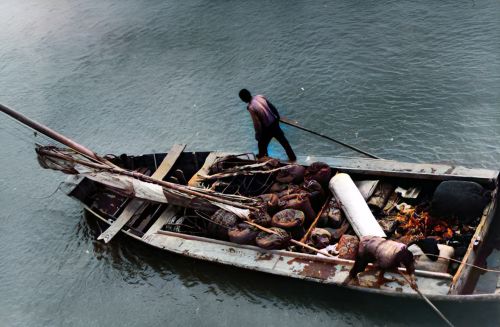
(337, 235, 359, 260)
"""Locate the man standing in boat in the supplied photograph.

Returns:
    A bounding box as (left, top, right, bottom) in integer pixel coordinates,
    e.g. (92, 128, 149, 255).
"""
(238, 89, 296, 162)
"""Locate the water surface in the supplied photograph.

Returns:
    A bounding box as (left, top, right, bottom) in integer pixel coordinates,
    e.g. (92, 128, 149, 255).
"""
(1, 0, 500, 326)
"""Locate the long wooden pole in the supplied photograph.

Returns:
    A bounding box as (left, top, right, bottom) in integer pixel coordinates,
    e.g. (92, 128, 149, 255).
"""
(280, 116, 381, 159)
(399, 272, 455, 327)
(244, 220, 333, 257)
(0, 103, 102, 162)
(300, 196, 331, 243)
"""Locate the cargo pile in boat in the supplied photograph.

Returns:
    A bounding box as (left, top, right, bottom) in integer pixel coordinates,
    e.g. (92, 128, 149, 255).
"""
(190, 155, 490, 275)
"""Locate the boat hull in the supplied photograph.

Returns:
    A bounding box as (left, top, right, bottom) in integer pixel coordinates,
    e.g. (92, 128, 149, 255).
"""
(81, 203, 500, 302)
(64, 152, 500, 301)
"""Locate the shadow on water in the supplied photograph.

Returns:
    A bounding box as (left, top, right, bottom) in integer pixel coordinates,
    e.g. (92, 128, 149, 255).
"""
(79, 213, 500, 327)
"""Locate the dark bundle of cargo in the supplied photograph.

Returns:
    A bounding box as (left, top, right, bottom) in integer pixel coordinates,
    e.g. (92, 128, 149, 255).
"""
(203, 156, 332, 216)
(354, 178, 492, 270)
(195, 156, 339, 250)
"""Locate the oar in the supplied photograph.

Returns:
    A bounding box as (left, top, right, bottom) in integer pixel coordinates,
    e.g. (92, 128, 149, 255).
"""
(399, 272, 455, 327)
(279, 116, 382, 159)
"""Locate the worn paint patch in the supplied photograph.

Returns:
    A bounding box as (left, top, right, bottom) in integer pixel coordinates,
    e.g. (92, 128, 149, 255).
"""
(255, 252, 274, 261)
(287, 258, 338, 280)
(444, 166, 455, 174)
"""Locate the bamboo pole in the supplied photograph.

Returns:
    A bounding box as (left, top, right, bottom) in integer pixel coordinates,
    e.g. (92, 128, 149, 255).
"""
(300, 196, 331, 243)
(244, 220, 333, 257)
(280, 116, 381, 159)
(399, 272, 455, 327)
(0, 103, 104, 163)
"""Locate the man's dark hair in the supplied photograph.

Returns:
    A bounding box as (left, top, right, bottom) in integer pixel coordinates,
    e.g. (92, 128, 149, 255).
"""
(239, 89, 252, 103)
(397, 249, 416, 275)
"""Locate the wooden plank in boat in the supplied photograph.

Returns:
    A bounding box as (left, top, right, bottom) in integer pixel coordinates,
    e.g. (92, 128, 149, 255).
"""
(136, 203, 163, 232)
(298, 155, 499, 185)
(151, 144, 186, 180)
(98, 144, 185, 243)
(97, 198, 145, 243)
(188, 151, 229, 187)
(142, 205, 178, 240)
(449, 194, 498, 294)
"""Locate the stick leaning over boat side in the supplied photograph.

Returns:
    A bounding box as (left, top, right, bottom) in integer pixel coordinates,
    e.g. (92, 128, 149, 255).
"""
(399, 272, 455, 327)
(244, 221, 334, 257)
(300, 196, 331, 243)
(0, 103, 116, 167)
(280, 116, 381, 159)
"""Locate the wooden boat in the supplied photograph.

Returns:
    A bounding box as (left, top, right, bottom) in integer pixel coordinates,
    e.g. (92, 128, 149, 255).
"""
(1, 103, 499, 302)
(61, 147, 500, 301)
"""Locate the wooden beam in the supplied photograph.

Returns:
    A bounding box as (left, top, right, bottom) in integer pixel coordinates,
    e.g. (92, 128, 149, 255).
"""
(98, 144, 186, 243)
(300, 196, 331, 243)
(142, 205, 178, 240)
(151, 144, 186, 180)
(188, 151, 228, 187)
(97, 199, 145, 243)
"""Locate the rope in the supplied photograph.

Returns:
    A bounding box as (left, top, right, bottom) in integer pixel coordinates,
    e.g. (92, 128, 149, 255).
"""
(0, 119, 43, 146)
(2, 113, 61, 147)
(399, 272, 455, 327)
(29, 181, 65, 199)
(422, 253, 500, 273)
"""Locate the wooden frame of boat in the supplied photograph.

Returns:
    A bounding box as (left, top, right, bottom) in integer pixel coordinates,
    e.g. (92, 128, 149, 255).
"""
(63, 148, 500, 302)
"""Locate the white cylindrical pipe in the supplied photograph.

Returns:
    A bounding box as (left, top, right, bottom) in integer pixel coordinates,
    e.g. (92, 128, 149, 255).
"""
(329, 173, 386, 238)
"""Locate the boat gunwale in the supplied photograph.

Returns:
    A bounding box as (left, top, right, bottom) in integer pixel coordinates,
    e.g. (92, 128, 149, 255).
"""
(450, 187, 498, 294)
(81, 204, 500, 302)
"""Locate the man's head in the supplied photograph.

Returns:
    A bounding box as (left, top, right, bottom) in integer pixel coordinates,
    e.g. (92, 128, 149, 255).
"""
(397, 248, 416, 275)
(239, 89, 252, 103)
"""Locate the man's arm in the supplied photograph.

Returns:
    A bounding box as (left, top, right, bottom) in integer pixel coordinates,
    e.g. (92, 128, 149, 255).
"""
(249, 110, 263, 140)
(265, 99, 280, 120)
